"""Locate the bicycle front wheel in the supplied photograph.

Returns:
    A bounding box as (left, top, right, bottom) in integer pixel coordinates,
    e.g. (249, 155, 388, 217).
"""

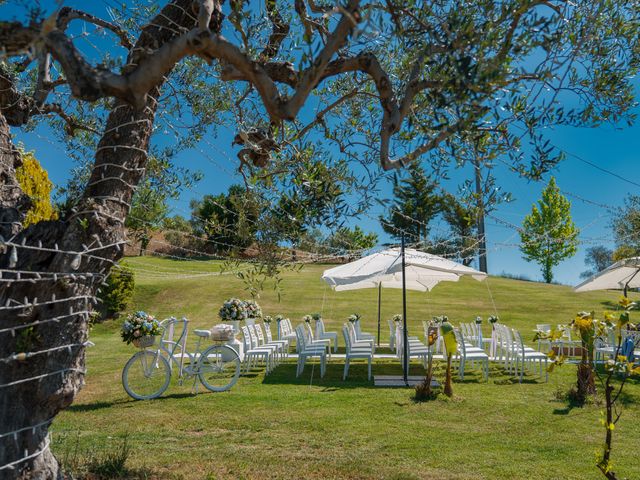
(122, 350, 171, 400)
(198, 345, 241, 392)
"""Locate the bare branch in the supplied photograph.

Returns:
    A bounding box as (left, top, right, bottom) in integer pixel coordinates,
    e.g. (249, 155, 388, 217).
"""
(40, 103, 99, 136)
(56, 7, 133, 49)
(284, 0, 361, 119)
(293, 88, 359, 141)
(33, 52, 52, 107)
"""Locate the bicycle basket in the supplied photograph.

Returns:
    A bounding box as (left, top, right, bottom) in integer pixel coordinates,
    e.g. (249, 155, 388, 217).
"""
(210, 324, 235, 342)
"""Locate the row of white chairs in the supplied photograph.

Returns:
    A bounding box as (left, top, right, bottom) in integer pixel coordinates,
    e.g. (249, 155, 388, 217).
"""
(240, 323, 290, 375)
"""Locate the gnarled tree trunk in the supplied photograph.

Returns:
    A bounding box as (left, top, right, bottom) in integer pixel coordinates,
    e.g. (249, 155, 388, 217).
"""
(0, 2, 213, 477)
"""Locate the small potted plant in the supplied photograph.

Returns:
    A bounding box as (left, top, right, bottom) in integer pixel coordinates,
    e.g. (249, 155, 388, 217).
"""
(121, 311, 161, 348)
(219, 298, 247, 333)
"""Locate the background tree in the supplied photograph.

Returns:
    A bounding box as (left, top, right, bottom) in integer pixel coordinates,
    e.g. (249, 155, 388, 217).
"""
(326, 226, 377, 258)
(190, 185, 259, 254)
(438, 193, 478, 266)
(1, 0, 639, 476)
(612, 195, 640, 259)
(126, 180, 169, 256)
(520, 177, 580, 283)
(379, 162, 441, 243)
(15, 148, 57, 226)
(580, 246, 614, 279)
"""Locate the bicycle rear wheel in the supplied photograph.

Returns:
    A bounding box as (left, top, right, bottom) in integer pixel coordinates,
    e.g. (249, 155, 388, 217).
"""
(198, 345, 241, 392)
(122, 350, 171, 400)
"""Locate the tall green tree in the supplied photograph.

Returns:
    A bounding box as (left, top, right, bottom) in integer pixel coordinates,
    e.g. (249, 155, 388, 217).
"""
(379, 162, 441, 243)
(439, 193, 478, 266)
(520, 177, 580, 283)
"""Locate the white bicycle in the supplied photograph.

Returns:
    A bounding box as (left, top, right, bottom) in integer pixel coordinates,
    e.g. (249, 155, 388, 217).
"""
(122, 317, 241, 400)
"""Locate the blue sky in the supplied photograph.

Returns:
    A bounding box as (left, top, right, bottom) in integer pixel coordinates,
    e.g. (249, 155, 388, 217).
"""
(6, 1, 640, 286)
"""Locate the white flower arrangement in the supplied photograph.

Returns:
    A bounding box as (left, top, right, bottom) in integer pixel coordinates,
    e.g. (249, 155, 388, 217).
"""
(302, 314, 313, 323)
(244, 299, 262, 319)
(392, 314, 402, 323)
(489, 315, 499, 324)
(475, 316, 483, 324)
(218, 298, 248, 322)
(121, 311, 161, 344)
(263, 315, 273, 324)
(347, 313, 361, 323)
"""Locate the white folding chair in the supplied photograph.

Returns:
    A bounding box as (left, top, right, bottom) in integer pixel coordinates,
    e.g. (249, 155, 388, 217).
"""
(342, 325, 373, 380)
(294, 325, 327, 378)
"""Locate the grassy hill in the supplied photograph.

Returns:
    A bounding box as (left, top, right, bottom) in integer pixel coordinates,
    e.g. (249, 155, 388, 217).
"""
(51, 257, 640, 479)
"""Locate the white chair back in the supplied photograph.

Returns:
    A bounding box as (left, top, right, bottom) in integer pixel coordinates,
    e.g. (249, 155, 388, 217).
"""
(342, 324, 353, 353)
(265, 323, 275, 342)
(295, 325, 310, 350)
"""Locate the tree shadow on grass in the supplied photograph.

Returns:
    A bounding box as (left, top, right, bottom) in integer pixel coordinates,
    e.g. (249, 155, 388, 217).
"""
(261, 361, 425, 389)
(67, 392, 199, 412)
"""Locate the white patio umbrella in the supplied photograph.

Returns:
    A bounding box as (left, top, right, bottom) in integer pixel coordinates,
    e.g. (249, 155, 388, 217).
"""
(322, 247, 486, 346)
(574, 257, 640, 296)
(322, 248, 486, 291)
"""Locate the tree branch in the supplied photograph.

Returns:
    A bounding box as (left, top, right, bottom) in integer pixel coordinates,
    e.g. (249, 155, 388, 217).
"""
(56, 7, 133, 49)
(261, 0, 290, 59)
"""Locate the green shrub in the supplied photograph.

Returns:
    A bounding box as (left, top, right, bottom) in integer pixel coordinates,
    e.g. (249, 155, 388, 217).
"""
(98, 263, 135, 320)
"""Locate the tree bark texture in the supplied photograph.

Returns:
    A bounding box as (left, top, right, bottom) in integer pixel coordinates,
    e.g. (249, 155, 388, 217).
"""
(0, 2, 208, 477)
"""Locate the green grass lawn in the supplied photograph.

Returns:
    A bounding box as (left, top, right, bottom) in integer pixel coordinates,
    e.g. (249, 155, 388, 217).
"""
(51, 257, 640, 479)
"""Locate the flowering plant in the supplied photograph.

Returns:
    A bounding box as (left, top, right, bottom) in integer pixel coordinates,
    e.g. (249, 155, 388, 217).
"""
(392, 314, 402, 323)
(488, 315, 499, 324)
(302, 315, 313, 323)
(475, 316, 483, 324)
(245, 299, 262, 319)
(311, 313, 322, 321)
(347, 313, 361, 323)
(218, 298, 248, 322)
(121, 311, 161, 344)
(263, 315, 273, 324)
(432, 315, 448, 324)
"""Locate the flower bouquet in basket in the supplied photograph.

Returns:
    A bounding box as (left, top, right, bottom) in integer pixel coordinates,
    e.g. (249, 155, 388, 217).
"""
(121, 311, 161, 347)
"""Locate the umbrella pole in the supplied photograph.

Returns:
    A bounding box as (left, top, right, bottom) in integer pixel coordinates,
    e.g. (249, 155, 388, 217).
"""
(377, 283, 381, 347)
(402, 234, 409, 385)
(624, 268, 640, 298)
